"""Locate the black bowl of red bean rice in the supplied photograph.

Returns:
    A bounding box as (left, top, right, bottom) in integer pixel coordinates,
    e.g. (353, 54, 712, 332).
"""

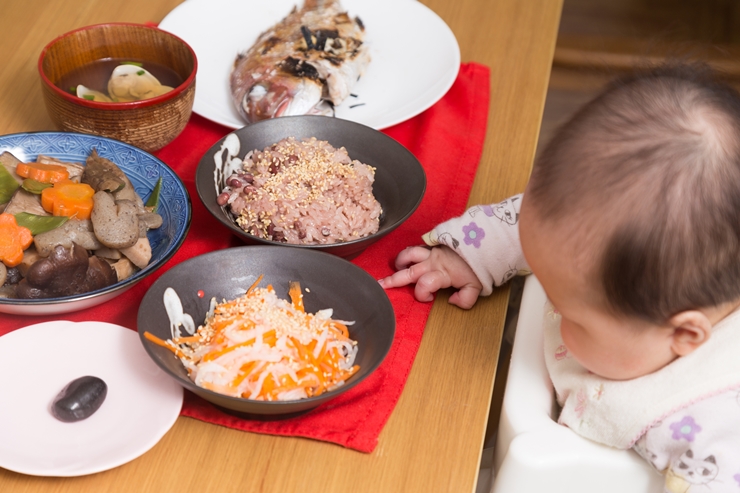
(195, 115, 426, 259)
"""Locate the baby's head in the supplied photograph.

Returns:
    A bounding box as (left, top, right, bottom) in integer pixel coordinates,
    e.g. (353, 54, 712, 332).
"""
(519, 63, 740, 380)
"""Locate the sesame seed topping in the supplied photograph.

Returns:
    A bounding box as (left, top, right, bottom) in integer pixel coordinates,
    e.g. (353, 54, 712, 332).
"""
(230, 137, 381, 244)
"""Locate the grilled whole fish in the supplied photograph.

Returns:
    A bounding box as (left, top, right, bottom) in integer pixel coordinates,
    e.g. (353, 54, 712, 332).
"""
(230, 0, 370, 123)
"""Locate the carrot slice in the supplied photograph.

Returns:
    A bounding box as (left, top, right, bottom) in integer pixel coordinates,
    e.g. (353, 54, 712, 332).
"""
(16, 162, 69, 184)
(40, 180, 95, 219)
(0, 213, 33, 267)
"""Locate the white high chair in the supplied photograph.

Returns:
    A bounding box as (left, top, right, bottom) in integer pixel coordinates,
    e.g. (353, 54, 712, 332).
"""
(491, 276, 664, 493)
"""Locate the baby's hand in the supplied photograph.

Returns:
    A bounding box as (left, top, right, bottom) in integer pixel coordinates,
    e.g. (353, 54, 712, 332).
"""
(378, 245, 482, 309)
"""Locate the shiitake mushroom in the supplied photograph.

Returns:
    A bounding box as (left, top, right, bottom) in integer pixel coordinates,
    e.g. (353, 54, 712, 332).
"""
(15, 243, 116, 299)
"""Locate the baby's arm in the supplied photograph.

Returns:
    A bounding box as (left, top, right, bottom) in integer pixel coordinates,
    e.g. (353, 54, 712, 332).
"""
(632, 391, 740, 492)
(379, 194, 530, 309)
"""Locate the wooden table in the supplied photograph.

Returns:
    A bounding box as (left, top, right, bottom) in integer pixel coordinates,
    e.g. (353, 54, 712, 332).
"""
(0, 0, 562, 491)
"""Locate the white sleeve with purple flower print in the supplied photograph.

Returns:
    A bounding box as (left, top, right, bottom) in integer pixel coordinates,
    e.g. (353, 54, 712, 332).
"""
(421, 194, 531, 295)
(633, 391, 740, 492)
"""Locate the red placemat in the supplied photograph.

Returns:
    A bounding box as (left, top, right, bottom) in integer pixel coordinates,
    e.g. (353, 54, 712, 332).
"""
(0, 63, 489, 452)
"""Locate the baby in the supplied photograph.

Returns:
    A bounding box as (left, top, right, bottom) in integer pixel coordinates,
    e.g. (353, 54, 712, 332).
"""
(379, 64, 740, 492)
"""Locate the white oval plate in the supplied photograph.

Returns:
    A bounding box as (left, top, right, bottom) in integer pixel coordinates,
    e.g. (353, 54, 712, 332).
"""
(0, 321, 183, 476)
(159, 0, 460, 129)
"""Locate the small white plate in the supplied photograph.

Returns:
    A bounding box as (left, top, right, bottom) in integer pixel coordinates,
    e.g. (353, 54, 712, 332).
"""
(159, 0, 460, 129)
(0, 321, 183, 476)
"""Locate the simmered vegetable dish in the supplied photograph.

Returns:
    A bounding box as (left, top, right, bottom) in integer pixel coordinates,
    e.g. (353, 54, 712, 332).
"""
(0, 150, 162, 299)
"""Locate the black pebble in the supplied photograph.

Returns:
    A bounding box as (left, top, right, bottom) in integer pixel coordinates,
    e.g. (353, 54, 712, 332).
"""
(51, 376, 107, 422)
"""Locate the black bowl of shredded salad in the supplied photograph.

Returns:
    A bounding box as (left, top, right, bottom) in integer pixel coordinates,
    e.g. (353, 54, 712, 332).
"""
(137, 245, 395, 418)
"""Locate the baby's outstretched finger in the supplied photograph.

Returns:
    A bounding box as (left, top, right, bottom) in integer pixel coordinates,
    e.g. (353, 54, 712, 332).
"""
(378, 260, 432, 289)
(394, 246, 432, 270)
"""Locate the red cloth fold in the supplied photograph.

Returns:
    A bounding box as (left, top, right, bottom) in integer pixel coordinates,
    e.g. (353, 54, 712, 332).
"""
(0, 63, 489, 453)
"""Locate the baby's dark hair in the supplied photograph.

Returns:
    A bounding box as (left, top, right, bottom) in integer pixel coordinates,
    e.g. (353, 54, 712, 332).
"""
(528, 63, 740, 324)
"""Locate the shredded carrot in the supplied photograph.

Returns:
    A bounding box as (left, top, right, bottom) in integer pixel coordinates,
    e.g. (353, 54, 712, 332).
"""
(230, 361, 259, 388)
(16, 162, 69, 184)
(40, 180, 95, 219)
(288, 281, 304, 312)
(144, 331, 185, 358)
(246, 274, 264, 295)
(211, 317, 236, 332)
(0, 213, 33, 268)
(261, 374, 277, 395)
(172, 335, 203, 344)
(331, 321, 349, 338)
(201, 329, 276, 362)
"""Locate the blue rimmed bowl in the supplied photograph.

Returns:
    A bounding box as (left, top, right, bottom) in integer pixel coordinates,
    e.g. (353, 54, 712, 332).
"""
(0, 131, 190, 315)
